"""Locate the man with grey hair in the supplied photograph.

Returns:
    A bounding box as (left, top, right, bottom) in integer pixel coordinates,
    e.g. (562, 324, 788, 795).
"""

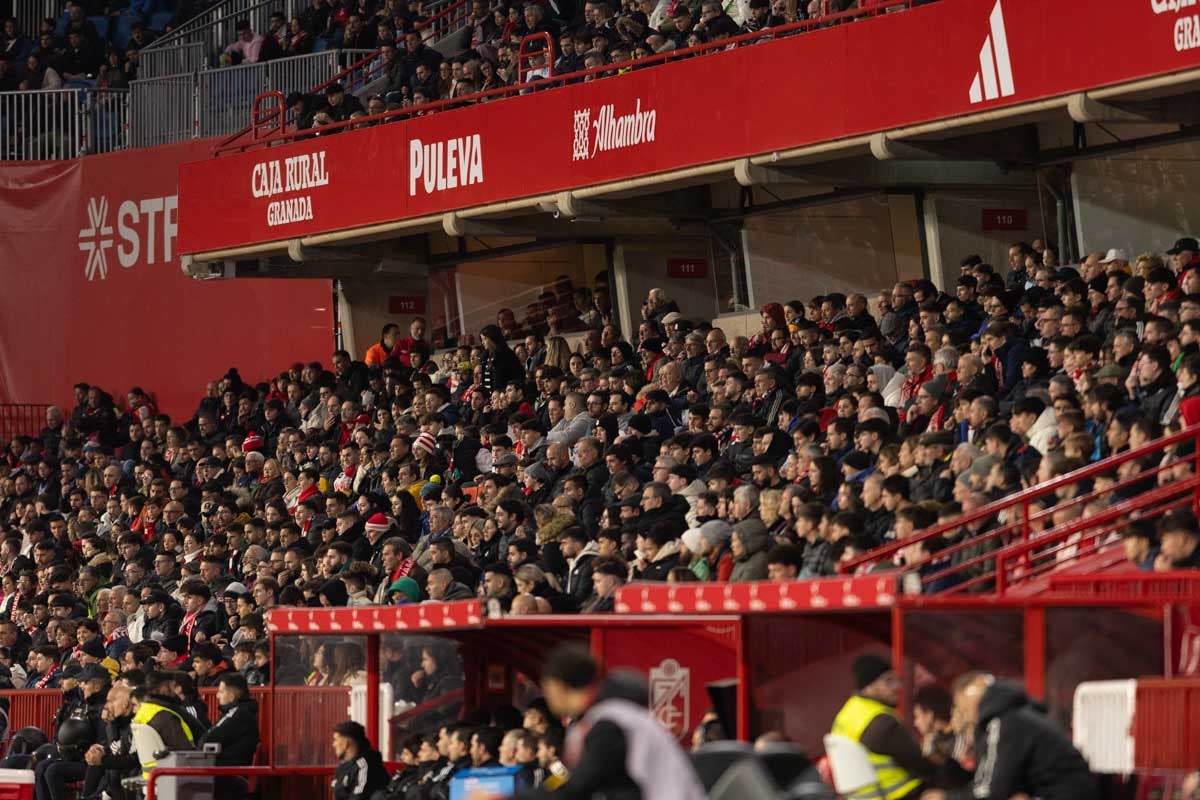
(932, 347, 959, 376)
(730, 484, 760, 524)
(643, 287, 679, 325)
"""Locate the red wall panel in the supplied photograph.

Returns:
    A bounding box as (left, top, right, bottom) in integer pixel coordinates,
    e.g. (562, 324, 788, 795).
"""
(0, 140, 332, 418)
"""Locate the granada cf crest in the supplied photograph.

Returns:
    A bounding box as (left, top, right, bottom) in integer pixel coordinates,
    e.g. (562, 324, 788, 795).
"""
(649, 658, 690, 738)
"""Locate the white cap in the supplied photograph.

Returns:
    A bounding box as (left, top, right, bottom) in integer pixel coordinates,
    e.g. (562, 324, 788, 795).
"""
(1100, 248, 1127, 264)
(680, 529, 704, 554)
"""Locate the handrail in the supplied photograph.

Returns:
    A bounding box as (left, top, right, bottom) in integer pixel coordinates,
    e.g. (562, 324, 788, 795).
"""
(253, 90, 286, 141)
(146, 0, 275, 51)
(886, 450, 1200, 597)
(212, 0, 470, 152)
(214, 0, 920, 154)
(841, 423, 1200, 575)
(517, 32, 555, 84)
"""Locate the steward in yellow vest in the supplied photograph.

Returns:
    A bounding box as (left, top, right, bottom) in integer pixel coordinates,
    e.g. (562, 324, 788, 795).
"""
(130, 690, 196, 778)
(829, 655, 938, 800)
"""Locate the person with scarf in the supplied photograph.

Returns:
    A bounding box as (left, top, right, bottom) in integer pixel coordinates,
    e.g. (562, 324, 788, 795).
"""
(899, 344, 934, 412)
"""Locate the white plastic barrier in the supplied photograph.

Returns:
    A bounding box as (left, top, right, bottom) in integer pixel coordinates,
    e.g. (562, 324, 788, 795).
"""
(1072, 679, 1136, 773)
(0, 767, 35, 800)
(349, 682, 393, 759)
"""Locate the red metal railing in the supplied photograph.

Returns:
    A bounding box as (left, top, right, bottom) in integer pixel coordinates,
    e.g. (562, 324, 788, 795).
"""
(517, 32, 554, 85)
(0, 404, 51, 443)
(843, 425, 1200, 595)
(0, 689, 63, 741)
(1047, 571, 1200, 599)
(215, 0, 925, 154)
(251, 90, 286, 143)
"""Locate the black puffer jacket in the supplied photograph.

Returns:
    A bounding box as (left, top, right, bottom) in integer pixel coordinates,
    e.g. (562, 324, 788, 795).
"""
(200, 697, 260, 766)
(947, 682, 1095, 800)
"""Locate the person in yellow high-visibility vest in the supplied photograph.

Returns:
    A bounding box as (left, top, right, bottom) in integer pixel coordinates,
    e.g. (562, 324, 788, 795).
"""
(830, 655, 939, 800)
(129, 682, 197, 779)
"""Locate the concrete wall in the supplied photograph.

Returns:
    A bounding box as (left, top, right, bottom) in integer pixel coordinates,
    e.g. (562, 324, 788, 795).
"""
(1071, 140, 1200, 257)
(924, 187, 1044, 289)
(613, 237, 717, 335)
(740, 194, 924, 304)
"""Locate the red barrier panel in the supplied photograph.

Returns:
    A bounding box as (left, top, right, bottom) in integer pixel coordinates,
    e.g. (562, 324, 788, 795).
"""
(1047, 573, 1200, 600)
(269, 686, 350, 767)
(0, 405, 50, 444)
(1133, 679, 1200, 770)
(0, 690, 64, 740)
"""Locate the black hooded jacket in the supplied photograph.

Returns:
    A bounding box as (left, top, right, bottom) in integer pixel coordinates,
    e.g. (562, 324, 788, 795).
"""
(200, 697, 260, 766)
(947, 682, 1095, 800)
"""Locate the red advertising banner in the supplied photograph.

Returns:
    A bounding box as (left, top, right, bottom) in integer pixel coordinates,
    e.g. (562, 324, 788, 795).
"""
(179, 0, 1200, 255)
(0, 140, 331, 418)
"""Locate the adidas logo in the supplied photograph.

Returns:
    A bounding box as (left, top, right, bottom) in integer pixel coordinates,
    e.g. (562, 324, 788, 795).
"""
(968, 0, 1015, 105)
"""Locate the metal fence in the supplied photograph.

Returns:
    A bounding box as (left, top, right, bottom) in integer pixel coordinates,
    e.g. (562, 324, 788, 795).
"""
(0, 88, 130, 160)
(145, 0, 278, 65)
(13, 0, 55, 29)
(130, 71, 197, 148)
(82, 88, 130, 154)
(141, 42, 209, 79)
(0, 89, 82, 160)
(196, 49, 371, 137)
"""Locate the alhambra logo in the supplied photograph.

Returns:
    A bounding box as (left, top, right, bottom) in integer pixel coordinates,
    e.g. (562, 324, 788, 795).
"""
(968, 0, 1015, 104)
(79, 195, 114, 281)
(572, 99, 657, 161)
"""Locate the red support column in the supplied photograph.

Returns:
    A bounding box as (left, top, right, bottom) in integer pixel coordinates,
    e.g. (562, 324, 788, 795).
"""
(736, 618, 749, 741)
(366, 634, 381, 756)
(1023, 607, 1046, 701)
(892, 605, 908, 719)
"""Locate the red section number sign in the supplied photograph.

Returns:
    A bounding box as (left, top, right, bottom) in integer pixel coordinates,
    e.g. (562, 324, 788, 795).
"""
(982, 209, 1028, 231)
(667, 258, 709, 279)
(388, 295, 427, 314)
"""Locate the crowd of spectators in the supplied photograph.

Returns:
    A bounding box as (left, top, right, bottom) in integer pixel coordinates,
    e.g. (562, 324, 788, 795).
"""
(0, 236, 1199, 717)
(0, 3, 159, 90)
(279, 0, 939, 127)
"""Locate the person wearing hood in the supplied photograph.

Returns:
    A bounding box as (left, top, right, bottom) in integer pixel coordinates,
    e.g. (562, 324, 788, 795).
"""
(513, 645, 705, 800)
(923, 674, 1095, 800)
(629, 524, 680, 582)
(331, 720, 388, 800)
(683, 519, 734, 582)
(665, 464, 707, 528)
(832, 655, 939, 800)
(318, 578, 350, 607)
(728, 518, 770, 582)
(479, 324, 525, 393)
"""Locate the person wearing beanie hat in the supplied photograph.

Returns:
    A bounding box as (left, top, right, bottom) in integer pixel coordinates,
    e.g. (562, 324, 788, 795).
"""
(241, 433, 264, 453)
(412, 431, 437, 458)
(364, 513, 392, 535)
(829, 654, 936, 799)
(387, 577, 421, 604)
